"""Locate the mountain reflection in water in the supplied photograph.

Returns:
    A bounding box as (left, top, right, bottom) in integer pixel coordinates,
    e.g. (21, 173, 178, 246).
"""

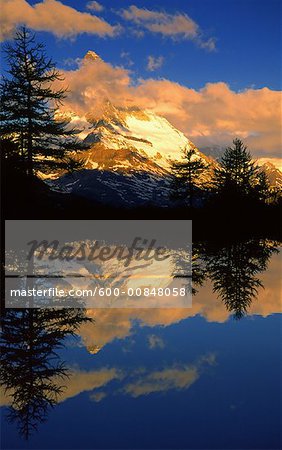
(1, 238, 281, 449)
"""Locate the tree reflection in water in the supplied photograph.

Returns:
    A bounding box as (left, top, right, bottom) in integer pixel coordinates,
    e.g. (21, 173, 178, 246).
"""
(0, 308, 91, 439)
(197, 239, 279, 319)
(1, 239, 280, 440)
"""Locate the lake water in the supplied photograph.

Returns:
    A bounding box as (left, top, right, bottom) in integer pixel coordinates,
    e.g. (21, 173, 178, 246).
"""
(1, 239, 281, 449)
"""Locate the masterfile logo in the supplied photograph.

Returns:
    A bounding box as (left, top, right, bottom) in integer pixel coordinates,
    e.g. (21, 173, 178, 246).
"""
(5, 220, 192, 308)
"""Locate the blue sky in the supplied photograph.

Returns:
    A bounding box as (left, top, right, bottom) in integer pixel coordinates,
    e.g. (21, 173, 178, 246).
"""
(1, 0, 281, 161)
(25, 0, 281, 91)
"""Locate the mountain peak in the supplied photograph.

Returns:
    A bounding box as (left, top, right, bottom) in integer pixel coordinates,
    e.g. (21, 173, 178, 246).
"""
(84, 50, 101, 62)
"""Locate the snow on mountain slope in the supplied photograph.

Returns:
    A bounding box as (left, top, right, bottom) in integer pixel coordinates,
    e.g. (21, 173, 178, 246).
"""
(74, 102, 210, 174)
(52, 169, 172, 207)
(49, 51, 280, 205)
(51, 98, 212, 206)
(52, 51, 281, 196)
(114, 109, 189, 164)
(49, 98, 213, 206)
(48, 51, 213, 206)
(54, 51, 210, 176)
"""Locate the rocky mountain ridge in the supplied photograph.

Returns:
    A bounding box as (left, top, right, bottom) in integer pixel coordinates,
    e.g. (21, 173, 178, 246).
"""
(47, 50, 281, 206)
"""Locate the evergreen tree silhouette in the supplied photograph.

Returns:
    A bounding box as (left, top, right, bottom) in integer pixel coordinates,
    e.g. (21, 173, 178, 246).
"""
(212, 138, 269, 205)
(0, 308, 91, 439)
(0, 26, 86, 177)
(170, 146, 208, 207)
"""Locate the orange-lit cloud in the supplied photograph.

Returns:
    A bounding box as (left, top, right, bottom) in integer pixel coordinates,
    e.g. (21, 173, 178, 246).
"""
(60, 57, 282, 158)
(123, 365, 199, 397)
(0, 358, 214, 405)
(122, 354, 215, 398)
(0, 0, 118, 41)
(0, 367, 121, 407)
(57, 368, 122, 402)
(119, 5, 216, 50)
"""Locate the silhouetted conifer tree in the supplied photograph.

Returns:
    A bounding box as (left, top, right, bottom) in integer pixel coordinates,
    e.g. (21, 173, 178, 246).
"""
(0, 27, 86, 177)
(170, 146, 208, 207)
(213, 139, 271, 205)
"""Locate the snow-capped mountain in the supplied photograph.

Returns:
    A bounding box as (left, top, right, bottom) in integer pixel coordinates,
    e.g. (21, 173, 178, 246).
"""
(55, 50, 211, 177)
(81, 103, 207, 172)
(51, 101, 212, 207)
(58, 100, 210, 176)
(84, 50, 101, 62)
(48, 51, 280, 206)
(50, 50, 212, 206)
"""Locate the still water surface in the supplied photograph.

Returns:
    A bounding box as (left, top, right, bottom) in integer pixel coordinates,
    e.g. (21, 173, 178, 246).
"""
(1, 239, 281, 449)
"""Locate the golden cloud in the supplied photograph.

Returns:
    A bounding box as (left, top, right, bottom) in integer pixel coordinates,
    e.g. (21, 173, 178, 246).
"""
(0, 367, 121, 407)
(119, 5, 216, 50)
(60, 58, 282, 159)
(0, 0, 118, 41)
(57, 368, 121, 402)
(123, 366, 199, 397)
(0, 358, 214, 406)
(122, 354, 215, 397)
